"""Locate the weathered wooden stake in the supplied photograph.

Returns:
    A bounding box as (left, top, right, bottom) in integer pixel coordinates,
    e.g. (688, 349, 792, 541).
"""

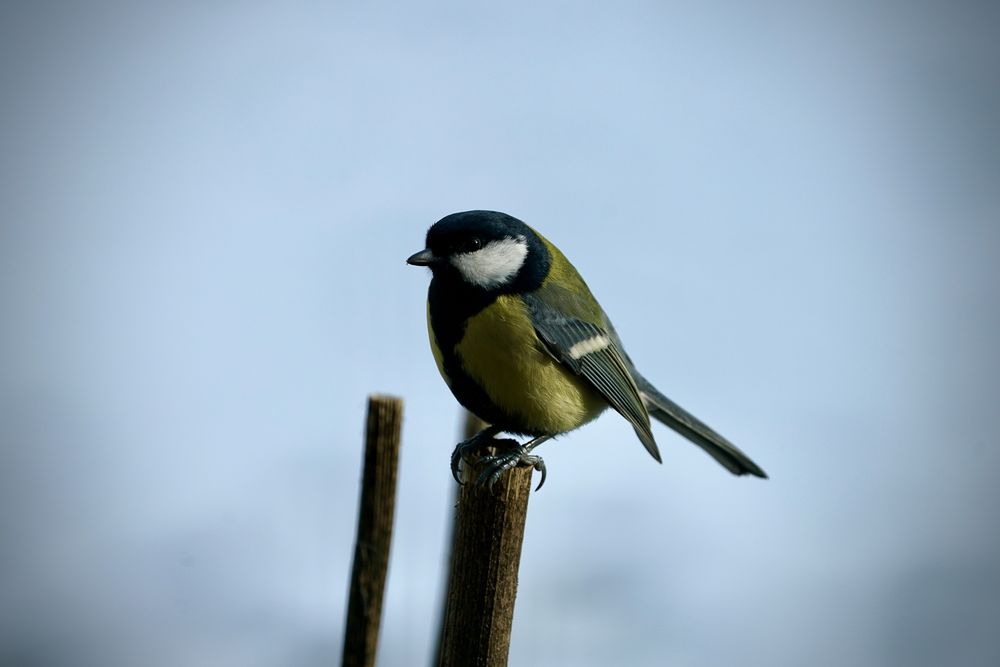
(438, 449, 533, 667)
(342, 394, 403, 667)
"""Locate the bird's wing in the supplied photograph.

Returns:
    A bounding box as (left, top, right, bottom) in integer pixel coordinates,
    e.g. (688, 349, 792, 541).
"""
(523, 288, 661, 462)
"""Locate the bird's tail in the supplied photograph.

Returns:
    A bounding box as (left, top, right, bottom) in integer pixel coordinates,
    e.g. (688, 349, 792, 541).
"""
(632, 372, 768, 478)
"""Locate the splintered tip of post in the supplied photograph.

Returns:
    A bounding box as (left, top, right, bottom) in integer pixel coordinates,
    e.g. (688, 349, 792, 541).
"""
(457, 456, 535, 499)
(368, 393, 403, 406)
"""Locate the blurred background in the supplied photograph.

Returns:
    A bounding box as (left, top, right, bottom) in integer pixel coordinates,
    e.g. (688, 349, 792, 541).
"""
(1, 2, 998, 666)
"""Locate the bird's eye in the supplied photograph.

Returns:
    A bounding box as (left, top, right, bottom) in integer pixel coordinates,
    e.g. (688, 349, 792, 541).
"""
(467, 238, 483, 252)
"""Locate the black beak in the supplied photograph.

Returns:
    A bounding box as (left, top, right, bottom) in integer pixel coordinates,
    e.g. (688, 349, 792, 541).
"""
(406, 248, 437, 266)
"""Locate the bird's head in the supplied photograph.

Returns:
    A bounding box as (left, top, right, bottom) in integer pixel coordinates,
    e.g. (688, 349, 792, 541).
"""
(407, 210, 551, 292)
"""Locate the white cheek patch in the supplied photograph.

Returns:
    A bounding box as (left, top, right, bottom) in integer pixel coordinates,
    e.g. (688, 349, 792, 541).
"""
(568, 334, 611, 360)
(451, 236, 529, 288)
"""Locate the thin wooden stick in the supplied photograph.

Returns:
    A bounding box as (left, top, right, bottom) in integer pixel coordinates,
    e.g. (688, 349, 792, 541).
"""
(342, 394, 403, 667)
(438, 450, 533, 667)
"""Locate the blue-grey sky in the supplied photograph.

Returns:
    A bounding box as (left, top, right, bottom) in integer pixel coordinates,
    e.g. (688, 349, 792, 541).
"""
(1, 2, 998, 666)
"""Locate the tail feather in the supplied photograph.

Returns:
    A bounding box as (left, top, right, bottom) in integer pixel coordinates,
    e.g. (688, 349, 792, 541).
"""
(633, 372, 768, 478)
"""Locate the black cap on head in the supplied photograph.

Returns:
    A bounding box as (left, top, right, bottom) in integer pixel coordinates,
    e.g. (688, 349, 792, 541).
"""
(425, 210, 533, 255)
(416, 210, 552, 293)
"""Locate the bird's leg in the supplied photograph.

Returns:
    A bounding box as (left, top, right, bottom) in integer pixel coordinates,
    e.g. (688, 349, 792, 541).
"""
(476, 435, 551, 492)
(450, 425, 504, 483)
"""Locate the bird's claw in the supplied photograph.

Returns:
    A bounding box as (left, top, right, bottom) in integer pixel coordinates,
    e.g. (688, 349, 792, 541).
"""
(450, 432, 514, 484)
(476, 445, 547, 493)
(450, 442, 470, 484)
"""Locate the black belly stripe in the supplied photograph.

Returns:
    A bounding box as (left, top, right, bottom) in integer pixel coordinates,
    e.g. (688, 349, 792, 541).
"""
(428, 278, 511, 427)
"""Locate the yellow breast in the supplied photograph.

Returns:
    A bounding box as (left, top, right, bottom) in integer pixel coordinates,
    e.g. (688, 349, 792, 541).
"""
(451, 295, 607, 434)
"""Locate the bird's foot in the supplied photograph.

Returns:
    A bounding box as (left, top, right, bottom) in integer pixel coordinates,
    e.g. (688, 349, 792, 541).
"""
(450, 426, 503, 483)
(477, 444, 547, 493)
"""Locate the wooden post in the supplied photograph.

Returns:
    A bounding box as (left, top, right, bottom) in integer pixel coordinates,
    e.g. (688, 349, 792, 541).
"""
(342, 394, 403, 667)
(438, 453, 533, 667)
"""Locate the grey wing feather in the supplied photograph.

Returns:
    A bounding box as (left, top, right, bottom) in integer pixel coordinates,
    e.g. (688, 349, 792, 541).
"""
(524, 293, 662, 462)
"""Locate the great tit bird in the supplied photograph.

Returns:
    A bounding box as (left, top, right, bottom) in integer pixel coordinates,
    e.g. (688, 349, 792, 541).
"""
(407, 210, 767, 489)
